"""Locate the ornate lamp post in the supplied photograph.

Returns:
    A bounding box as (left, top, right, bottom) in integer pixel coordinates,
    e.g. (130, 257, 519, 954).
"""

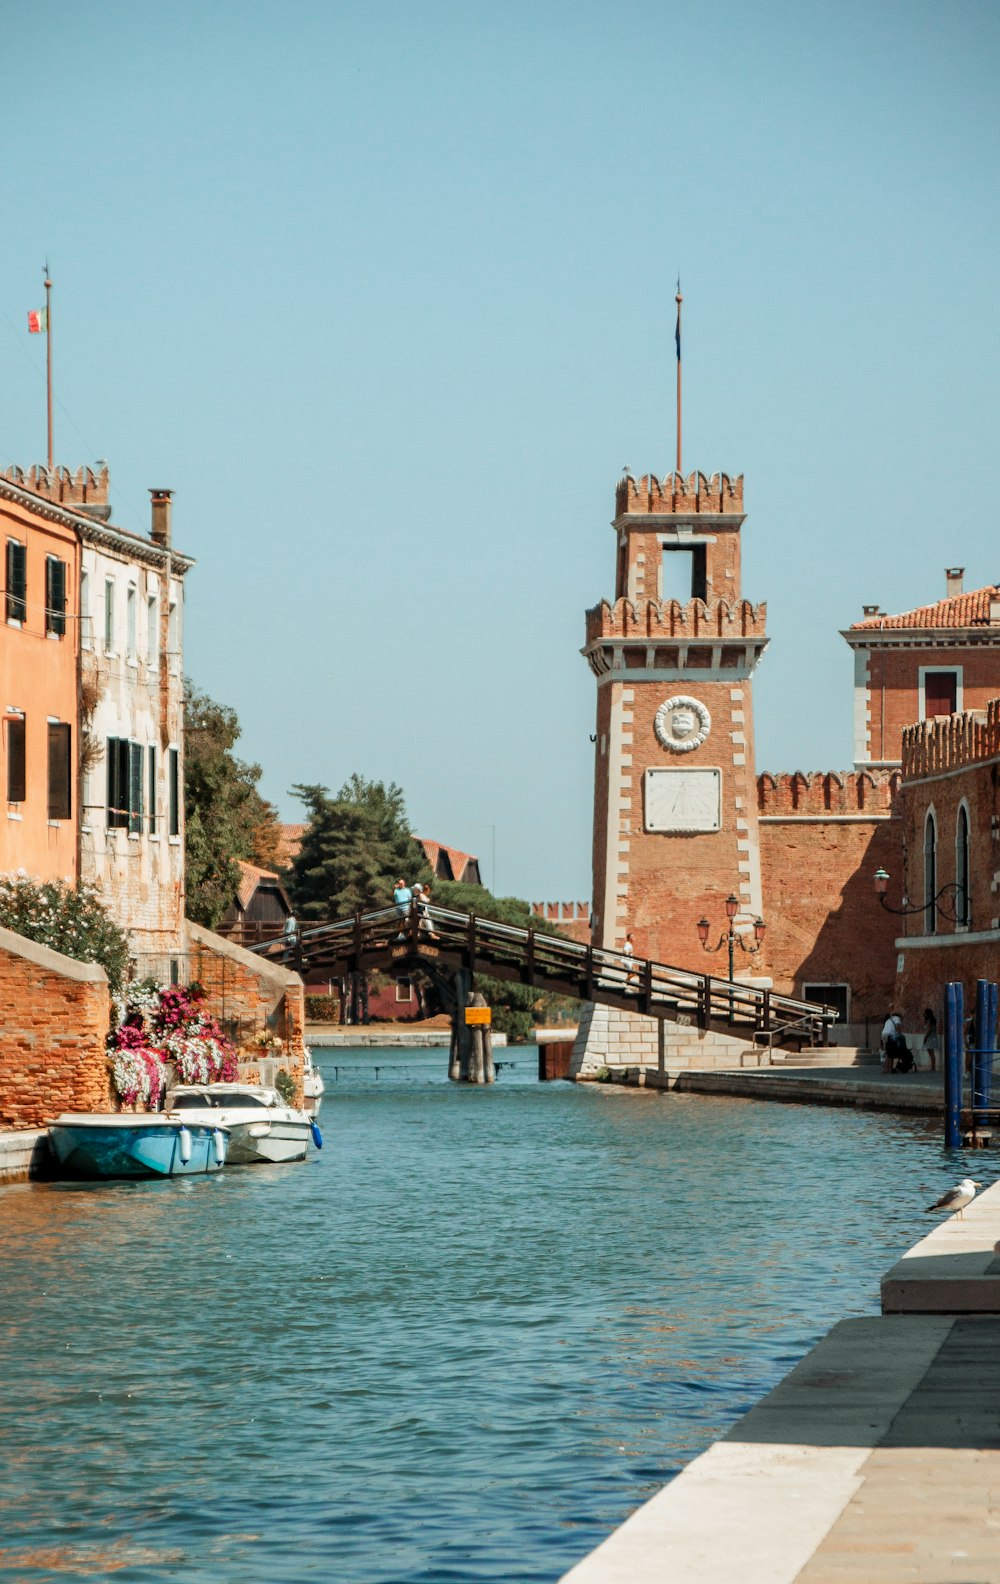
(872, 867, 964, 922)
(696, 893, 766, 982)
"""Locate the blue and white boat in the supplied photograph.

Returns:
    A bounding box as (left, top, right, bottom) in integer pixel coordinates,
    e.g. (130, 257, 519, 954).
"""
(47, 1114, 229, 1179)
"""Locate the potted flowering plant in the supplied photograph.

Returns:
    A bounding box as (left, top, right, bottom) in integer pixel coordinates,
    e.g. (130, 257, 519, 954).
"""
(107, 980, 239, 1107)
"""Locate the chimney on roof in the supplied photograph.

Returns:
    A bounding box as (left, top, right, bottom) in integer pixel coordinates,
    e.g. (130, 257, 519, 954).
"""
(862, 604, 880, 617)
(945, 566, 964, 598)
(150, 488, 173, 548)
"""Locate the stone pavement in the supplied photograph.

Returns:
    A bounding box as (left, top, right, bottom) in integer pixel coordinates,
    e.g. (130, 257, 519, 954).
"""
(562, 1183, 1000, 1583)
(660, 1063, 947, 1114)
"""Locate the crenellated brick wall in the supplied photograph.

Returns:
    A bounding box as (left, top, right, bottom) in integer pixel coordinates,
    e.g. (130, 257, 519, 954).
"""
(0, 462, 109, 511)
(0, 927, 111, 1129)
(614, 470, 743, 517)
(757, 769, 900, 817)
(586, 595, 766, 644)
(902, 699, 1000, 779)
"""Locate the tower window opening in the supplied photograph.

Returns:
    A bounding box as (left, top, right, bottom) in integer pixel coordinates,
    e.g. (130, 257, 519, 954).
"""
(661, 545, 707, 603)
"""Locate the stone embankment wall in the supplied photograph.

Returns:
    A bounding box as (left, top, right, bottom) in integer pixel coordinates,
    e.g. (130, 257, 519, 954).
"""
(185, 922, 307, 1100)
(571, 1003, 757, 1077)
(0, 926, 110, 1128)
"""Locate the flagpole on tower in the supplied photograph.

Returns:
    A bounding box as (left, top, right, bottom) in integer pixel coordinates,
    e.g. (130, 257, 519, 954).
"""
(44, 265, 53, 472)
(674, 276, 682, 476)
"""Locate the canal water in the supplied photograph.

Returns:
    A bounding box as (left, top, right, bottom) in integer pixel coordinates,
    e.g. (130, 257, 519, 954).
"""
(0, 1050, 969, 1583)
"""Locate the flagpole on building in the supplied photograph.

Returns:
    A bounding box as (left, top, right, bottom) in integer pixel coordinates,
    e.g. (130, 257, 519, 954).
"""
(675, 277, 683, 476)
(44, 266, 54, 472)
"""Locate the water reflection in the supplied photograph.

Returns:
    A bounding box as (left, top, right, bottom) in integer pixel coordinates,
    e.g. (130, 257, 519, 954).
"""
(0, 1055, 957, 1583)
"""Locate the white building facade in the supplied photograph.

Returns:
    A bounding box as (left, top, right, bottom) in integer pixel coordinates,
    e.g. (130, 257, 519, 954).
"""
(78, 485, 192, 959)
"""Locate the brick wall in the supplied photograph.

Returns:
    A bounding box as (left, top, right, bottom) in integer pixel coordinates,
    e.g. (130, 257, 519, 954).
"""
(864, 645, 1000, 766)
(184, 921, 306, 1100)
(894, 701, 1000, 1025)
(0, 926, 110, 1129)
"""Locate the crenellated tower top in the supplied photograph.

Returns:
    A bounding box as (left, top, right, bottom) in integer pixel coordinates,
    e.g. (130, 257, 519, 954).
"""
(615, 469, 744, 520)
(1, 463, 110, 521)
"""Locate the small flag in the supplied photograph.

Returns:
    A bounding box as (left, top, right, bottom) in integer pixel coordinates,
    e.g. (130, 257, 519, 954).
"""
(27, 308, 47, 334)
(674, 276, 681, 362)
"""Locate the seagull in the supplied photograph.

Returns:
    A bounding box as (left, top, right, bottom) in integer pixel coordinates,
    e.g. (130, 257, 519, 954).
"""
(925, 1178, 982, 1219)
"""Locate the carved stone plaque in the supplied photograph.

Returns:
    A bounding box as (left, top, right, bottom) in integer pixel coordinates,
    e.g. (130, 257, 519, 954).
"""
(644, 767, 721, 833)
(654, 694, 711, 753)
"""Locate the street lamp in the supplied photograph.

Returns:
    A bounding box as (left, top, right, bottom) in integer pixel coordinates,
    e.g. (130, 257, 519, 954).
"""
(696, 895, 766, 983)
(872, 867, 965, 923)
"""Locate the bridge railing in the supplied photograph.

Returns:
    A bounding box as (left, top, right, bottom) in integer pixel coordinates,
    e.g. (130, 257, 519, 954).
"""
(244, 903, 836, 1043)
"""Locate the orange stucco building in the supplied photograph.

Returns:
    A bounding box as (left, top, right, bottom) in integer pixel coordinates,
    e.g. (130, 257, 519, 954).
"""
(0, 481, 80, 882)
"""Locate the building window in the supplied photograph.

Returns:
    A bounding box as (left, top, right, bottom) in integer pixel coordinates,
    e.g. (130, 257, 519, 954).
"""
(148, 745, 157, 836)
(104, 579, 115, 653)
(661, 544, 707, 603)
(168, 747, 180, 836)
(395, 977, 414, 1003)
(802, 983, 849, 1027)
(147, 594, 158, 667)
(923, 670, 958, 719)
(126, 586, 137, 659)
(45, 557, 67, 637)
(6, 541, 26, 624)
(80, 569, 91, 648)
(107, 738, 145, 833)
(47, 722, 71, 820)
(167, 599, 179, 657)
(924, 810, 937, 935)
(6, 715, 25, 803)
(956, 804, 971, 928)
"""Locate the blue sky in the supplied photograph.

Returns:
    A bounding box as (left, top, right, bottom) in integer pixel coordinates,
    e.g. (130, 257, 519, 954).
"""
(2, 0, 997, 899)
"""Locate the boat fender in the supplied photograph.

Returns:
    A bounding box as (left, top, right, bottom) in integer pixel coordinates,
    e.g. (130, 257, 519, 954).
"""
(310, 1120, 323, 1150)
(212, 1129, 226, 1166)
(178, 1126, 192, 1164)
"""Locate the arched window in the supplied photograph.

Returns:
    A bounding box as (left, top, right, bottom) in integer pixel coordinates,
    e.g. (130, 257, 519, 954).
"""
(956, 804, 971, 928)
(924, 810, 937, 935)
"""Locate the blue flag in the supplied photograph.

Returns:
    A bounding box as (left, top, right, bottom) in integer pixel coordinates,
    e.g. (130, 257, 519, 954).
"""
(675, 306, 681, 362)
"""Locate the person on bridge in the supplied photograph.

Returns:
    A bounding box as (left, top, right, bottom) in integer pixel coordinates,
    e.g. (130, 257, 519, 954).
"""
(394, 878, 412, 940)
(414, 884, 439, 940)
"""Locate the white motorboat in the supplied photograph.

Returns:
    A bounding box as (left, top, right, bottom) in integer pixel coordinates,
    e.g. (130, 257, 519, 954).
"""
(165, 1084, 321, 1165)
(303, 1049, 325, 1114)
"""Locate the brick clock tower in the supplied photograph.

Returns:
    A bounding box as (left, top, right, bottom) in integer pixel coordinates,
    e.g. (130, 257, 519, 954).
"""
(582, 469, 769, 975)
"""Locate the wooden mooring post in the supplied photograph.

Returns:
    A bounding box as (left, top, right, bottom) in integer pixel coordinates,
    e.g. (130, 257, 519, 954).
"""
(448, 976, 494, 1083)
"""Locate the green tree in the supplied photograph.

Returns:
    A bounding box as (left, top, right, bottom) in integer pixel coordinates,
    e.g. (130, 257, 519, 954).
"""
(432, 881, 582, 1041)
(183, 682, 281, 928)
(0, 875, 131, 994)
(289, 777, 431, 920)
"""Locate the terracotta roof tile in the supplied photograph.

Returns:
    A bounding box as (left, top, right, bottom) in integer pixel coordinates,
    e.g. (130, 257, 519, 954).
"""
(236, 860, 286, 911)
(852, 585, 1000, 631)
(276, 823, 306, 867)
(420, 837, 478, 883)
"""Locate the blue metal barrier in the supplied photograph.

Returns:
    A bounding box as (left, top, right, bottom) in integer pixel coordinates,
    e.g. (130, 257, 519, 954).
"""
(944, 981, 963, 1150)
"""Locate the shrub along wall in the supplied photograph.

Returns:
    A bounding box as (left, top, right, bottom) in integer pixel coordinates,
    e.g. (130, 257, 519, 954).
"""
(0, 926, 111, 1129)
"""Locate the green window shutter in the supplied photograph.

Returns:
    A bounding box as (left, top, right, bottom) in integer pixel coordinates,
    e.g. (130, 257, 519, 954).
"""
(6, 542, 26, 624)
(129, 742, 144, 834)
(47, 722, 71, 820)
(7, 717, 26, 802)
(148, 745, 157, 836)
(45, 557, 67, 637)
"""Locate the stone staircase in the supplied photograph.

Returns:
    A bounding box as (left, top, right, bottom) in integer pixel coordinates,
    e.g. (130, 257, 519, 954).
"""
(767, 1044, 880, 1068)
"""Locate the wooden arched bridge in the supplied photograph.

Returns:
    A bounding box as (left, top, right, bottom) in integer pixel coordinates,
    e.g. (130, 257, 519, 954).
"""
(240, 903, 835, 1057)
